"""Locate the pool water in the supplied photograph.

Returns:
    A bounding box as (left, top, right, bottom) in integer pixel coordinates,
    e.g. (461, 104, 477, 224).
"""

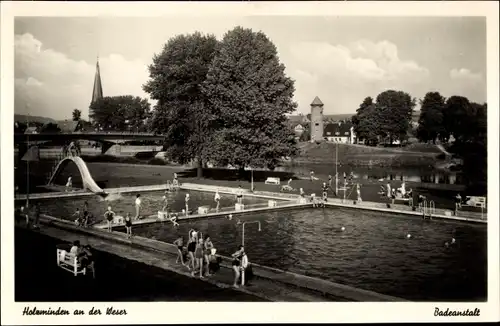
(33, 190, 268, 222)
(129, 207, 487, 301)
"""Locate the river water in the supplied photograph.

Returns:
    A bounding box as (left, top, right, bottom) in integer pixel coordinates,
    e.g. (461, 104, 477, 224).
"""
(277, 163, 462, 185)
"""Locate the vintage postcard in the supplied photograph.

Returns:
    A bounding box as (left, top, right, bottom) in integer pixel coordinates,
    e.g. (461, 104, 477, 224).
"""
(1, 1, 499, 324)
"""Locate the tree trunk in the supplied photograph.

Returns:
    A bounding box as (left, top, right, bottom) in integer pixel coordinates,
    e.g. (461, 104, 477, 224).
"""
(196, 156, 203, 179)
(238, 167, 246, 181)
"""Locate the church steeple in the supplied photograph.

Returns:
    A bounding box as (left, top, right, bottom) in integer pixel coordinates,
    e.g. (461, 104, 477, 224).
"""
(91, 57, 103, 104)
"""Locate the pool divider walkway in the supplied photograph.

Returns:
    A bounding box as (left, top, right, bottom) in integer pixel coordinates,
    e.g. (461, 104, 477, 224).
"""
(17, 182, 486, 223)
(37, 214, 405, 302)
(95, 201, 309, 230)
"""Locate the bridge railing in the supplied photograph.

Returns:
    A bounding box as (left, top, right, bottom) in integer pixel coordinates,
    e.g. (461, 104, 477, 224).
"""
(15, 132, 164, 136)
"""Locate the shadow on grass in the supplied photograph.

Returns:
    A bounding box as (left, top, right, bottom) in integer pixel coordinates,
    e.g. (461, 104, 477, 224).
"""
(178, 167, 298, 182)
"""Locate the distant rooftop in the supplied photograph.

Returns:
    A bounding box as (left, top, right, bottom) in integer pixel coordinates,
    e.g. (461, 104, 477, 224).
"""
(311, 96, 324, 106)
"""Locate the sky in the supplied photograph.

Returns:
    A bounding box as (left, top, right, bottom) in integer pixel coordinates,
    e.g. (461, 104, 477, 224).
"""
(14, 16, 486, 120)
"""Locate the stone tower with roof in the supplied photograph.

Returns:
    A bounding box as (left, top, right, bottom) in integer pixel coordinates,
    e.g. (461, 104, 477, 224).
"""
(310, 96, 324, 142)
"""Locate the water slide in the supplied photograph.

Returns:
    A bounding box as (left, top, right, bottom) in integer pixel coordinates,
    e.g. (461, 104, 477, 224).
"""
(47, 156, 105, 194)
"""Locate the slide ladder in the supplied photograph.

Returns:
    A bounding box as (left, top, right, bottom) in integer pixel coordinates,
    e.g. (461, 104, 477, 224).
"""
(47, 156, 105, 194)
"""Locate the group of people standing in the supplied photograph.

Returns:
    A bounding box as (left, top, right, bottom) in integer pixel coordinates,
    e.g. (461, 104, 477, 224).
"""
(173, 230, 252, 288)
(174, 230, 219, 278)
(72, 201, 94, 227)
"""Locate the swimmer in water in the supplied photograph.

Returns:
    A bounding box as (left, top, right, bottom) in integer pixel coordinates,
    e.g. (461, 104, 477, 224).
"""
(227, 214, 233, 220)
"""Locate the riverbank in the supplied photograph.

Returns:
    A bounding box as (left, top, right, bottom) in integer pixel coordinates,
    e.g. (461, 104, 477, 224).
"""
(295, 142, 443, 168)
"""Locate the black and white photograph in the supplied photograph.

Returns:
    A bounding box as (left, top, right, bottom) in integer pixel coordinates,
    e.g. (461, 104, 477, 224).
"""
(1, 1, 499, 324)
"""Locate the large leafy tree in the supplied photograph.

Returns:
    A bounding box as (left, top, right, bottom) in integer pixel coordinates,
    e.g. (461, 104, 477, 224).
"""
(376, 90, 416, 144)
(201, 26, 298, 171)
(143, 32, 218, 177)
(89, 95, 150, 131)
(356, 103, 383, 146)
(416, 91, 446, 143)
(352, 96, 373, 142)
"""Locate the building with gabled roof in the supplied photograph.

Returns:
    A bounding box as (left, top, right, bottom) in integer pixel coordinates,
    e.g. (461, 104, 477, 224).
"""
(324, 121, 356, 144)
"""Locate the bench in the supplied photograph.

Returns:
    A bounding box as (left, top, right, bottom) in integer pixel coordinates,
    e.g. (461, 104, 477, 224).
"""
(56, 248, 86, 276)
(463, 196, 486, 208)
(265, 177, 280, 185)
(113, 215, 124, 224)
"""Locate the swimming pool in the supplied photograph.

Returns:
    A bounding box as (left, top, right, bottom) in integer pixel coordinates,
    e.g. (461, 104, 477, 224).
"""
(33, 190, 270, 222)
(127, 207, 487, 301)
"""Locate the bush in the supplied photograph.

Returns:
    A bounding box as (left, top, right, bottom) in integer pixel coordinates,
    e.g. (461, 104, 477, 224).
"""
(80, 155, 142, 164)
(148, 158, 167, 166)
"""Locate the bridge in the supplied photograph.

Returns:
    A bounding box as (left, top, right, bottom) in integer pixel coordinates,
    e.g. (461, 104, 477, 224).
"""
(15, 132, 166, 158)
(15, 132, 165, 143)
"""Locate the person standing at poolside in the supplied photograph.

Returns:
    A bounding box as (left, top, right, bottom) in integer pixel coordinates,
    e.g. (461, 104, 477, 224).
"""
(104, 206, 115, 232)
(187, 234, 197, 274)
(455, 193, 462, 213)
(135, 194, 142, 220)
(236, 186, 244, 205)
(328, 175, 332, 187)
(214, 190, 221, 212)
(299, 188, 305, 198)
(82, 210, 90, 227)
(83, 201, 89, 218)
(174, 236, 187, 267)
(231, 245, 245, 288)
(356, 183, 362, 202)
(195, 238, 205, 278)
(310, 170, 315, 182)
(322, 182, 329, 203)
(33, 202, 41, 229)
(185, 193, 190, 216)
(204, 235, 214, 277)
(125, 213, 133, 238)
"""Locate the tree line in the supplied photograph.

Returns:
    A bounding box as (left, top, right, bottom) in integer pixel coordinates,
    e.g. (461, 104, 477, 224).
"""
(90, 26, 298, 177)
(351, 90, 416, 146)
(417, 92, 487, 188)
(351, 90, 487, 188)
